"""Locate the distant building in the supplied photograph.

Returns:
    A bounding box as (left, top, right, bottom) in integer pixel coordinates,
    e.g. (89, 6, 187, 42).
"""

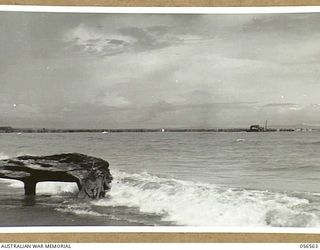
(248, 125, 264, 132)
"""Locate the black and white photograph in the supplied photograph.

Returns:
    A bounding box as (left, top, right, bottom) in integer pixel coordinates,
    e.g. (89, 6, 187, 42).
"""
(0, 7, 320, 228)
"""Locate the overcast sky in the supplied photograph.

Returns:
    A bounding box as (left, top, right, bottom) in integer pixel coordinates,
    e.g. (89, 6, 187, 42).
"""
(1, 12, 320, 129)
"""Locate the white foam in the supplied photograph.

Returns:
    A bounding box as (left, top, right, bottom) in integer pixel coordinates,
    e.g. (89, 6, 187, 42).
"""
(236, 138, 245, 142)
(1, 179, 78, 194)
(36, 182, 78, 195)
(93, 170, 320, 227)
(56, 207, 103, 217)
(5, 179, 24, 188)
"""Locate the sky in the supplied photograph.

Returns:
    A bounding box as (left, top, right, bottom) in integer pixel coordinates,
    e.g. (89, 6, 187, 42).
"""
(1, 11, 320, 129)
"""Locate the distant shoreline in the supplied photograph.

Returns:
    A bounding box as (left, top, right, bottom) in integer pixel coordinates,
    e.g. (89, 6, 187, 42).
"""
(0, 127, 317, 133)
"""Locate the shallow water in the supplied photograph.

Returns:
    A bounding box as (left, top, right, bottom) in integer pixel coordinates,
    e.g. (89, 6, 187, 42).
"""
(0, 132, 320, 227)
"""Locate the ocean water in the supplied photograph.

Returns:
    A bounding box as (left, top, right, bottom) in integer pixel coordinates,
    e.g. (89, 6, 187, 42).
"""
(0, 132, 320, 227)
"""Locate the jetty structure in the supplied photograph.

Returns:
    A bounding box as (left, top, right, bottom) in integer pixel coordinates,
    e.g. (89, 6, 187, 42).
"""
(0, 124, 304, 133)
(0, 153, 113, 199)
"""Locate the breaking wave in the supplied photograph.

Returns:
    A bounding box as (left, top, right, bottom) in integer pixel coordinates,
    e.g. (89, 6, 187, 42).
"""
(6, 181, 78, 195)
(91, 170, 320, 227)
(37, 182, 78, 195)
(2, 151, 320, 227)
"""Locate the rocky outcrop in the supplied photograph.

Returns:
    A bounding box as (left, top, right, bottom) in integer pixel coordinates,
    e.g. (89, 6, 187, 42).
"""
(0, 153, 113, 199)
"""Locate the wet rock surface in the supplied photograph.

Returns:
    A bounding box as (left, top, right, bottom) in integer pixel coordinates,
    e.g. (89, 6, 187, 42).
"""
(0, 153, 113, 199)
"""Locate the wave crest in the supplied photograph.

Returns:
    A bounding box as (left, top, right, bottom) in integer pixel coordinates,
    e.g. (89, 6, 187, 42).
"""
(2, 179, 78, 195)
(93, 170, 320, 227)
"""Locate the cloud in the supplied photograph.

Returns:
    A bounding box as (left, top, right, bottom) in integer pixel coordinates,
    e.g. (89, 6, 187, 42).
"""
(63, 22, 205, 57)
(96, 90, 131, 107)
(63, 24, 136, 56)
(132, 100, 258, 126)
(262, 103, 304, 112)
(0, 103, 39, 118)
(3, 13, 320, 128)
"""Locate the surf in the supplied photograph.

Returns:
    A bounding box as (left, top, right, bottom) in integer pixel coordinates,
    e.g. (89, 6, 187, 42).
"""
(91, 170, 320, 227)
(2, 151, 320, 227)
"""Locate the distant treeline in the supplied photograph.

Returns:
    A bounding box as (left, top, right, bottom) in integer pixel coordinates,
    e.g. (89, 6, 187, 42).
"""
(0, 126, 313, 133)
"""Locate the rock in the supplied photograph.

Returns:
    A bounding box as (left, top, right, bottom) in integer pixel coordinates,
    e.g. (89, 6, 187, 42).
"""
(0, 153, 113, 199)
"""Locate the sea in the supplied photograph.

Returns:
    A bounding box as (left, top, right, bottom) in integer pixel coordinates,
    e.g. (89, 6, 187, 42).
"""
(0, 131, 320, 228)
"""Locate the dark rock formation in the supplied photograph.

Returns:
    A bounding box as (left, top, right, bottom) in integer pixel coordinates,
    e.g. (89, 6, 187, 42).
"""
(0, 153, 113, 199)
